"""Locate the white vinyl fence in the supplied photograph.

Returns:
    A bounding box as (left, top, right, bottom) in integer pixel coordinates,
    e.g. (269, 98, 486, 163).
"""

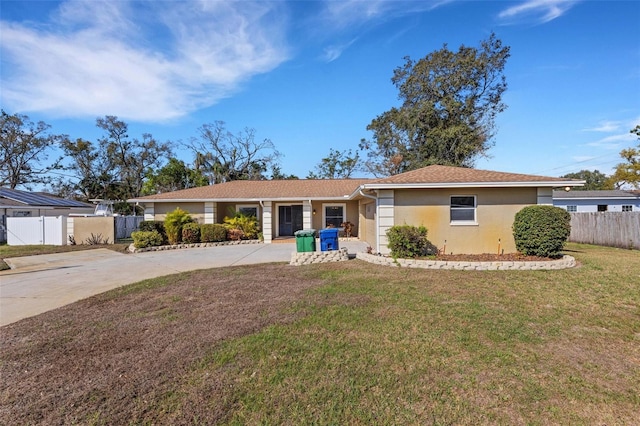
(7, 216, 67, 246)
(569, 212, 640, 249)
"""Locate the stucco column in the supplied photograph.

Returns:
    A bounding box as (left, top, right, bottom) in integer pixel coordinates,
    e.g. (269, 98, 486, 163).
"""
(144, 203, 155, 221)
(262, 201, 272, 243)
(204, 202, 216, 224)
(303, 200, 313, 230)
(377, 190, 395, 255)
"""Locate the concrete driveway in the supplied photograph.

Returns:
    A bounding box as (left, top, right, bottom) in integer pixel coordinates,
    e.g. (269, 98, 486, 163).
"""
(0, 241, 368, 327)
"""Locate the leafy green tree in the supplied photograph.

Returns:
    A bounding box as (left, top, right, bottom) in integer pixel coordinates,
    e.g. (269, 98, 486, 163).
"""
(270, 165, 298, 180)
(0, 110, 66, 189)
(141, 158, 208, 195)
(560, 170, 613, 191)
(186, 121, 280, 183)
(60, 116, 172, 212)
(359, 33, 510, 176)
(608, 126, 640, 189)
(307, 148, 360, 179)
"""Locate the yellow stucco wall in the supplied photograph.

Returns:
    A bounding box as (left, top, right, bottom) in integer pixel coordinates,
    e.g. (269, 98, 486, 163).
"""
(153, 203, 206, 223)
(72, 217, 115, 245)
(309, 201, 360, 236)
(393, 187, 537, 254)
(359, 200, 376, 249)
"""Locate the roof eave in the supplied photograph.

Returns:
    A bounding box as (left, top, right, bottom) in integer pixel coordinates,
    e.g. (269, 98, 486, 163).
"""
(128, 196, 354, 203)
(360, 181, 585, 190)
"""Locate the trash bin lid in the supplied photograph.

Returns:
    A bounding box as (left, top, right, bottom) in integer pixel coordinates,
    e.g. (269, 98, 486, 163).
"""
(294, 229, 316, 237)
(319, 228, 339, 236)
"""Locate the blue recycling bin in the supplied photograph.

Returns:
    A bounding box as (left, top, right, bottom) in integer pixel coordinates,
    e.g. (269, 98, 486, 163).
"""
(319, 228, 340, 251)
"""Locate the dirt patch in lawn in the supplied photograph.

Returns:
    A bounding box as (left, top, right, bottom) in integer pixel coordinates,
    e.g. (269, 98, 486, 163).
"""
(0, 264, 350, 425)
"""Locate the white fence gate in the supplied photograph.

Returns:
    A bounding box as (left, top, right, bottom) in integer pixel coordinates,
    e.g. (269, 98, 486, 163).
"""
(7, 216, 67, 246)
(115, 216, 144, 239)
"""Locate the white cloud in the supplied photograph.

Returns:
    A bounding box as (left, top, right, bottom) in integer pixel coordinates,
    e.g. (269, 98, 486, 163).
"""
(322, 39, 358, 62)
(498, 0, 580, 25)
(583, 120, 622, 132)
(0, 1, 290, 122)
(587, 133, 637, 149)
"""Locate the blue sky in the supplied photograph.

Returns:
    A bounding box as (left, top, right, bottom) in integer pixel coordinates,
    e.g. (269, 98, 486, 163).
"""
(1, 0, 639, 180)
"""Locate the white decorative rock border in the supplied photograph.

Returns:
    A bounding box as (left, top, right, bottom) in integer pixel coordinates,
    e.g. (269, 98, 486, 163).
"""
(129, 239, 262, 253)
(356, 252, 576, 271)
(290, 248, 350, 266)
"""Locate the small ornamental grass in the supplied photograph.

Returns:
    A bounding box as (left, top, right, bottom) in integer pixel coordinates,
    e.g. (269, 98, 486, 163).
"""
(512, 205, 571, 257)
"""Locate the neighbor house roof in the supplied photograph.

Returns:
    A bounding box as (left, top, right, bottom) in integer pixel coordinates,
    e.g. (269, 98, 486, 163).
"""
(129, 165, 584, 203)
(0, 188, 93, 208)
(552, 189, 640, 199)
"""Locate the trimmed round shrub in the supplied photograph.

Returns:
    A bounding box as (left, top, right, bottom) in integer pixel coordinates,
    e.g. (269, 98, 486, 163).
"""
(386, 225, 436, 258)
(131, 230, 163, 249)
(201, 224, 227, 242)
(512, 205, 571, 257)
(138, 220, 167, 244)
(182, 222, 201, 244)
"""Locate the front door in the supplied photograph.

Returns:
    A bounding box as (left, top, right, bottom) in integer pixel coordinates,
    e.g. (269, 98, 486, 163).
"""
(278, 205, 303, 236)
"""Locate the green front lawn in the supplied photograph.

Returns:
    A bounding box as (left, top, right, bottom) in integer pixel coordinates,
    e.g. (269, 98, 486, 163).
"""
(1, 243, 638, 424)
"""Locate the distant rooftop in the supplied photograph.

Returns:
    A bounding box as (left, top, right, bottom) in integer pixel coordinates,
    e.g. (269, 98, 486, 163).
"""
(0, 188, 92, 208)
(553, 190, 640, 199)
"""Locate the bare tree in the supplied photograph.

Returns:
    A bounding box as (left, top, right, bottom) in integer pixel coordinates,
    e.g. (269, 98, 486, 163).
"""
(186, 121, 280, 184)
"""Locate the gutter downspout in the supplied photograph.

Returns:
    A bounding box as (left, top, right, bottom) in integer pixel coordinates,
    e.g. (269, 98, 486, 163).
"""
(359, 188, 379, 254)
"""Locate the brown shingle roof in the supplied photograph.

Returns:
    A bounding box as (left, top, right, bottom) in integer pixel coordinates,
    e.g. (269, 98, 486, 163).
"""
(370, 165, 574, 185)
(131, 179, 372, 201)
(130, 165, 583, 202)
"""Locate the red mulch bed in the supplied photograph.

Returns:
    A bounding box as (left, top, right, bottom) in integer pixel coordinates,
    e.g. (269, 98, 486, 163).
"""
(433, 253, 558, 262)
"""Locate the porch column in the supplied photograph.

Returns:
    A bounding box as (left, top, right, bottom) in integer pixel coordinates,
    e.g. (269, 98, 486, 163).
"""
(377, 190, 395, 255)
(143, 203, 155, 221)
(303, 200, 313, 230)
(262, 201, 273, 243)
(204, 202, 216, 224)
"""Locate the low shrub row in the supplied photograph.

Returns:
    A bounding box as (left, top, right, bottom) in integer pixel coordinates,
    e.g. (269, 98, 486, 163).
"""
(132, 208, 261, 249)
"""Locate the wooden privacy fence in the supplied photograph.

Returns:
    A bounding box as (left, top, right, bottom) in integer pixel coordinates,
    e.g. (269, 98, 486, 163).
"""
(569, 212, 640, 249)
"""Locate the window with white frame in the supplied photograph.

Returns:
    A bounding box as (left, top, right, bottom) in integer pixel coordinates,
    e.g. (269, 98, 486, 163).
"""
(236, 204, 258, 217)
(566, 205, 577, 212)
(450, 196, 476, 223)
(324, 204, 346, 228)
(622, 205, 633, 212)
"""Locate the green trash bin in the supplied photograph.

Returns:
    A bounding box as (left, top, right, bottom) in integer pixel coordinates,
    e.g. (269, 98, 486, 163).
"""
(294, 229, 316, 252)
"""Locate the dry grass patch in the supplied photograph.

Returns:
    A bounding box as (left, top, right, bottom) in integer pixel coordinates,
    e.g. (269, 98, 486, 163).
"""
(1, 243, 639, 425)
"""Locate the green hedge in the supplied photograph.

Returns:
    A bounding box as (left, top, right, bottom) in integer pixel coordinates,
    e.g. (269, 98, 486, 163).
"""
(131, 230, 164, 249)
(201, 224, 227, 242)
(182, 222, 201, 244)
(164, 208, 193, 245)
(139, 221, 167, 244)
(512, 205, 571, 257)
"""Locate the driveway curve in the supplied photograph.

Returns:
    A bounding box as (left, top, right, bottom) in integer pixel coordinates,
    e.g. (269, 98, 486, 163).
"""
(1, 242, 368, 327)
